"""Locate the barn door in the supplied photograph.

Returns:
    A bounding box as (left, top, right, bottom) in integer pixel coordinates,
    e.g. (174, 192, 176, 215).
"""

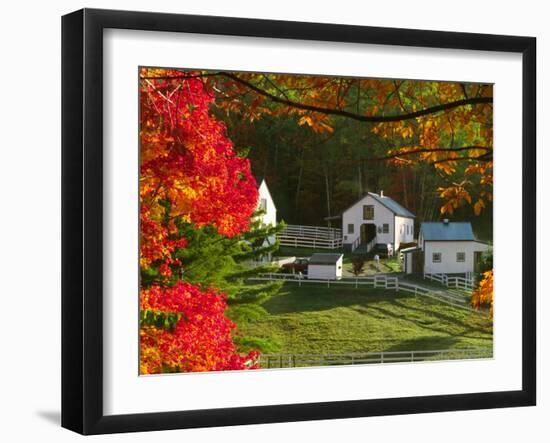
(360, 224, 376, 243)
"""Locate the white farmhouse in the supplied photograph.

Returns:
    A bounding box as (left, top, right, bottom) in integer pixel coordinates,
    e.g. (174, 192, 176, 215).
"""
(307, 253, 344, 280)
(341, 192, 415, 253)
(254, 178, 277, 263)
(403, 220, 489, 275)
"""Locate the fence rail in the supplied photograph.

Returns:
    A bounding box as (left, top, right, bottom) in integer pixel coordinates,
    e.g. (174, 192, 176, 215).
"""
(249, 273, 474, 311)
(424, 272, 475, 290)
(259, 347, 492, 368)
(278, 224, 343, 250)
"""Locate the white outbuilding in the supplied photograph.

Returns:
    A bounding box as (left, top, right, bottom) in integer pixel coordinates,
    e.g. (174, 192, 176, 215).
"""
(340, 191, 415, 253)
(403, 220, 489, 275)
(307, 253, 344, 280)
(257, 178, 277, 229)
(253, 178, 277, 263)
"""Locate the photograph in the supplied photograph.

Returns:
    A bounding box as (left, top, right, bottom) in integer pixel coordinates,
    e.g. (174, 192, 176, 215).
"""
(138, 67, 494, 375)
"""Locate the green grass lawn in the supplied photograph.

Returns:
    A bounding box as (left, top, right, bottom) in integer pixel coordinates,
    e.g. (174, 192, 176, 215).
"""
(237, 283, 493, 357)
(342, 256, 402, 276)
(401, 274, 473, 298)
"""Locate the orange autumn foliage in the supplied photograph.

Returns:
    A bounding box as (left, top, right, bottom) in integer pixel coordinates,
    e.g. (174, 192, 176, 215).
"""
(471, 270, 494, 317)
(139, 68, 260, 374)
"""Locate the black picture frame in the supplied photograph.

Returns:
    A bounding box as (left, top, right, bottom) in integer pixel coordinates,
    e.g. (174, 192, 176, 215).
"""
(62, 8, 536, 435)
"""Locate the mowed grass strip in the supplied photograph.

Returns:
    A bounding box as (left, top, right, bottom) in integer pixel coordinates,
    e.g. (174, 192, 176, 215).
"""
(237, 283, 493, 355)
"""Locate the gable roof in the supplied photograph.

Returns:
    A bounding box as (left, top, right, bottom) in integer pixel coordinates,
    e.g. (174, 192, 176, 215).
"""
(254, 176, 265, 189)
(308, 253, 343, 265)
(341, 192, 415, 218)
(367, 192, 415, 218)
(420, 222, 475, 241)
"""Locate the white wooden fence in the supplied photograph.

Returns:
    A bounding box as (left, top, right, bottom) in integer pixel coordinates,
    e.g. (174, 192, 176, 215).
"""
(424, 272, 475, 290)
(259, 347, 492, 368)
(249, 273, 474, 311)
(277, 224, 342, 249)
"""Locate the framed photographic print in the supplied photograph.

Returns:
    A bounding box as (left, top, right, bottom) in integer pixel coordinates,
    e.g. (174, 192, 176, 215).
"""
(61, 8, 536, 435)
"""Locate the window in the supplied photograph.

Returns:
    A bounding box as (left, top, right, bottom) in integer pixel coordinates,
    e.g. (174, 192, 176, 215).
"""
(347, 224, 354, 234)
(456, 252, 465, 262)
(363, 205, 374, 220)
(432, 252, 442, 263)
(259, 198, 267, 210)
(382, 223, 389, 233)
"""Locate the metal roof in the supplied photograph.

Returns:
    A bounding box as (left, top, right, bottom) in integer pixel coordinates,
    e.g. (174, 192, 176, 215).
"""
(308, 253, 343, 265)
(367, 192, 415, 218)
(340, 192, 415, 218)
(420, 222, 475, 241)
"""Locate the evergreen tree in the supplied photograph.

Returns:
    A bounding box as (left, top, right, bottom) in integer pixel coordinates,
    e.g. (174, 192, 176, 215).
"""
(140, 202, 285, 354)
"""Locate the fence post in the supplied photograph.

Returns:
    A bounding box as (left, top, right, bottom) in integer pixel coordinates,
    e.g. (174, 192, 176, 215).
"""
(355, 278, 358, 289)
(327, 279, 330, 288)
(395, 279, 399, 292)
(414, 287, 417, 297)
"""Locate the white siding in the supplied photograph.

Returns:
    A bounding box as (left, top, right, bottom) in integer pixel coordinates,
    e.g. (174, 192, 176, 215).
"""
(394, 215, 414, 249)
(255, 180, 277, 263)
(423, 241, 489, 274)
(342, 195, 394, 246)
(257, 180, 276, 228)
(403, 251, 414, 274)
(308, 256, 343, 280)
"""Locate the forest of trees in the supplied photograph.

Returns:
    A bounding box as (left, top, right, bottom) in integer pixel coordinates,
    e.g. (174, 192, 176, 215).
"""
(138, 68, 494, 373)
(207, 72, 493, 239)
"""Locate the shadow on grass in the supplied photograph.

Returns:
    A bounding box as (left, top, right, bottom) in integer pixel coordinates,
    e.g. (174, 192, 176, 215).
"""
(390, 299, 492, 335)
(364, 301, 492, 340)
(261, 285, 411, 315)
(382, 335, 460, 352)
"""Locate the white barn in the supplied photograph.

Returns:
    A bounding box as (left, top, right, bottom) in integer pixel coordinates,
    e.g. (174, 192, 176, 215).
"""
(341, 192, 415, 253)
(254, 178, 277, 263)
(403, 221, 489, 275)
(307, 253, 344, 280)
(257, 178, 277, 229)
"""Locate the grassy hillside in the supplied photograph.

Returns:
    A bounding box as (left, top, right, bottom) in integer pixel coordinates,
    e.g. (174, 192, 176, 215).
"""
(237, 283, 493, 356)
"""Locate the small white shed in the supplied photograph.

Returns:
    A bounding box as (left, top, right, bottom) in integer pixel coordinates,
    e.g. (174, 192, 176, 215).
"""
(307, 253, 344, 280)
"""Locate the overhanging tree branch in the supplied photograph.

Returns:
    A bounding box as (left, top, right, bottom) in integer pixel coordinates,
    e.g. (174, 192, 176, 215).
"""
(221, 73, 493, 123)
(361, 146, 493, 162)
(341, 146, 493, 166)
(140, 71, 493, 123)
